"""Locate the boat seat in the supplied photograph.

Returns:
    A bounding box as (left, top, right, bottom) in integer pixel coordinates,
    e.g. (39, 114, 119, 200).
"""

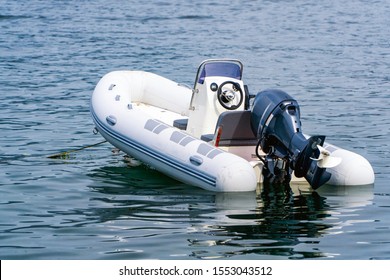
(202, 110, 258, 146)
(173, 119, 188, 130)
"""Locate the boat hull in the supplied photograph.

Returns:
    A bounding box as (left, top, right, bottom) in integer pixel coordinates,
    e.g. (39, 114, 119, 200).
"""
(91, 70, 375, 191)
(91, 71, 257, 192)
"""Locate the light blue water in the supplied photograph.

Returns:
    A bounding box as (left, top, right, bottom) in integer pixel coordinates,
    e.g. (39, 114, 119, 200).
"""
(0, 0, 389, 260)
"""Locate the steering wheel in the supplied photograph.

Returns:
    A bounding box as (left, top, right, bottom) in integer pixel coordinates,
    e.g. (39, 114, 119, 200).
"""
(217, 81, 244, 110)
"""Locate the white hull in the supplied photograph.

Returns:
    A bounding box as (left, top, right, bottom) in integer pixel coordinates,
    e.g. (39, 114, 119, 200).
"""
(91, 64, 374, 192)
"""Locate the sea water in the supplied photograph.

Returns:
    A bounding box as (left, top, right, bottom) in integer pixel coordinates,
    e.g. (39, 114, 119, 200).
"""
(0, 0, 389, 260)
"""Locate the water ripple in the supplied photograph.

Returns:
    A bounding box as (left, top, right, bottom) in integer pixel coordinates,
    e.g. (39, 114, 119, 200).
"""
(0, 0, 389, 260)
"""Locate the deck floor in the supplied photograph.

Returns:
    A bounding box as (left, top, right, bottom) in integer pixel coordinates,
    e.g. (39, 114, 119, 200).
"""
(133, 102, 188, 127)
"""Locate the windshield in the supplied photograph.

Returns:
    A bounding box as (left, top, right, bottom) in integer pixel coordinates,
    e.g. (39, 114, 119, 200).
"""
(198, 61, 242, 84)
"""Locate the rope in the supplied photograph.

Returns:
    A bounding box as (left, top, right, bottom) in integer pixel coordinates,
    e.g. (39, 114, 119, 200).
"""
(47, 140, 107, 159)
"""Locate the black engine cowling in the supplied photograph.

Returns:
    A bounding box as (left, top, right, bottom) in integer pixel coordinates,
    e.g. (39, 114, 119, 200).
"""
(251, 89, 331, 189)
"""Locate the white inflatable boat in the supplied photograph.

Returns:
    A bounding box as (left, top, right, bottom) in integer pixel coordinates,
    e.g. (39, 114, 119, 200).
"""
(90, 59, 374, 192)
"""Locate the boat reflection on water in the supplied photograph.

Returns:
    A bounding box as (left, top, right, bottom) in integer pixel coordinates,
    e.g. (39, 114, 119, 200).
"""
(193, 183, 374, 259)
(87, 162, 374, 259)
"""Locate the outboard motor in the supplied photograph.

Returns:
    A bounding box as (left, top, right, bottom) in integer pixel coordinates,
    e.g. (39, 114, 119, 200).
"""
(251, 89, 339, 189)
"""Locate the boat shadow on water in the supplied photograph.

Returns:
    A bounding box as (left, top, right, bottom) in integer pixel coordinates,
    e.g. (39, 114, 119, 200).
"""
(87, 160, 374, 259)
